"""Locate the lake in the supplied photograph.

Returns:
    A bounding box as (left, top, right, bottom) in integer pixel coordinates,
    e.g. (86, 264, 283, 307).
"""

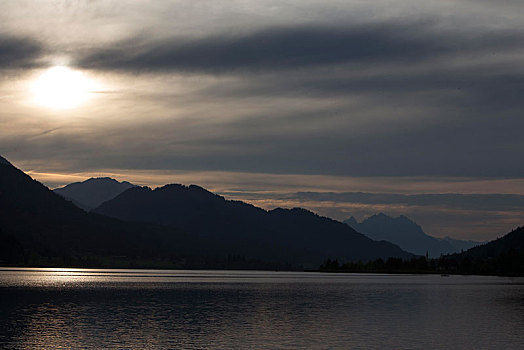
(1, 268, 523, 349)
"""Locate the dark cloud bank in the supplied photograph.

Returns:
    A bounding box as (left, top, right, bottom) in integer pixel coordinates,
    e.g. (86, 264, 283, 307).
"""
(56, 21, 524, 179)
(0, 35, 43, 69)
(219, 190, 524, 240)
(76, 23, 524, 73)
(2, 17, 523, 240)
(289, 192, 524, 212)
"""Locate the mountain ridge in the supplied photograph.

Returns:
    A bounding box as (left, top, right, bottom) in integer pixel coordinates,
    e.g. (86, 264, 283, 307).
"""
(0, 155, 11, 166)
(1, 155, 411, 268)
(93, 183, 413, 266)
(437, 226, 524, 275)
(54, 177, 136, 210)
(0, 156, 211, 267)
(344, 213, 482, 257)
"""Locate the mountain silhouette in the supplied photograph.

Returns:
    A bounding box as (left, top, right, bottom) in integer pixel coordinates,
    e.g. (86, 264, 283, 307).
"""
(1, 155, 410, 268)
(444, 226, 524, 275)
(93, 184, 412, 267)
(441, 236, 483, 252)
(54, 177, 136, 210)
(344, 213, 463, 258)
(456, 226, 524, 260)
(0, 155, 10, 166)
(318, 225, 524, 275)
(0, 156, 205, 267)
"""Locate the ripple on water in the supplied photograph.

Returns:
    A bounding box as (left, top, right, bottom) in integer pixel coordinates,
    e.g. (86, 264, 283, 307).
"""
(1, 268, 523, 349)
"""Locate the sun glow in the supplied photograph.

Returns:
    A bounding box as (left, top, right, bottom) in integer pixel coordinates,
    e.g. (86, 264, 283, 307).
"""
(30, 66, 98, 110)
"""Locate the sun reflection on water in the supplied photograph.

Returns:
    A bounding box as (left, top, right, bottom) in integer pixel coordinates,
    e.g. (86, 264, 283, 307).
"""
(1, 269, 524, 349)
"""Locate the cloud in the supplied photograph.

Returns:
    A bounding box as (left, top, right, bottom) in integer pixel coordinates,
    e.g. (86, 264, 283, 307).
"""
(220, 190, 524, 240)
(2, 0, 523, 242)
(0, 35, 43, 69)
(76, 22, 524, 74)
(53, 19, 524, 180)
(288, 192, 524, 212)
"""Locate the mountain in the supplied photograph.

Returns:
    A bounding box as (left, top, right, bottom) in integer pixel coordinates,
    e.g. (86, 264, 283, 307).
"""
(1, 155, 410, 268)
(54, 177, 136, 210)
(93, 184, 412, 267)
(442, 236, 482, 252)
(457, 226, 524, 260)
(344, 213, 458, 258)
(447, 226, 524, 275)
(318, 225, 524, 275)
(0, 156, 205, 267)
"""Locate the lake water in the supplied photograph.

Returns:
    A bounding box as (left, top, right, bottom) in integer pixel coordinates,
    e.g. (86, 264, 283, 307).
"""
(1, 268, 523, 349)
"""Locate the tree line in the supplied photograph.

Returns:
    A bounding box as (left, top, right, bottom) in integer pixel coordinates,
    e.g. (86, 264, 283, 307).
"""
(319, 248, 524, 276)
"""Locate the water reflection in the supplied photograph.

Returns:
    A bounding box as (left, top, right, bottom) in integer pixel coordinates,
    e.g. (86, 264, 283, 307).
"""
(1, 268, 523, 349)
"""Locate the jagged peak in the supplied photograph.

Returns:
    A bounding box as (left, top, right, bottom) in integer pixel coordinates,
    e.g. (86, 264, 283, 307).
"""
(344, 216, 359, 226)
(397, 214, 417, 223)
(364, 212, 391, 221)
(365, 213, 417, 225)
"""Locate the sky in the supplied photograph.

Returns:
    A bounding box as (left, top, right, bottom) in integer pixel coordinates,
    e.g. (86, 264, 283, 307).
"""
(1, 0, 523, 240)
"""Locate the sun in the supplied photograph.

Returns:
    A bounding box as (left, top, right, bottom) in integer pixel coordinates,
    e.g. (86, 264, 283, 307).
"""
(30, 66, 97, 110)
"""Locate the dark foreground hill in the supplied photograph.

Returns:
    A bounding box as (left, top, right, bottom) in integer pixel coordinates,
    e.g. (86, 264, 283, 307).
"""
(344, 213, 480, 257)
(441, 236, 483, 252)
(0, 155, 410, 268)
(54, 177, 136, 210)
(444, 226, 524, 275)
(320, 225, 524, 276)
(93, 184, 412, 267)
(0, 156, 205, 268)
(458, 226, 524, 259)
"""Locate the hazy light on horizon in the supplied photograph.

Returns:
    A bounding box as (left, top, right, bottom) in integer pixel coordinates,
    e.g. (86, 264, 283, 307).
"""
(1, 0, 524, 240)
(23, 167, 524, 241)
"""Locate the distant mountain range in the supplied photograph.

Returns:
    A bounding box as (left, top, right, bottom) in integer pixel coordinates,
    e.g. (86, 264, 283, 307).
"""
(92, 184, 412, 267)
(320, 225, 524, 275)
(0, 155, 411, 268)
(4, 153, 519, 274)
(344, 213, 483, 258)
(441, 236, 484, 252)
(54, 177, 135, 210)
(50, 172, 484, 260)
